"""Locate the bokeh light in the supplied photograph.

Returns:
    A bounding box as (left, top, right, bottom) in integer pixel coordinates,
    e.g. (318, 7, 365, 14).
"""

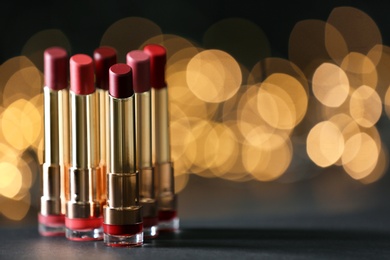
(349, 85, 382, 128)
(312, 63, 349, 107)
(100, 17, 162, 63)
(306, 121, 345, 167)
(203, 17, 271, 69)
(186, 49, 242, 103)
(21, 29, 72, 71)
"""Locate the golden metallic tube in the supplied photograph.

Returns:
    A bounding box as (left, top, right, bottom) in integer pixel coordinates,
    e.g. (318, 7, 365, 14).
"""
(41, 87, 69, 216)
(154, 87, 170, 163)
(67, 91, 103, 219)
(104, 94, 142, 225)
(97, 88, 108, 203)
(135, 91, 157, 217)
(153, 87, 176, 211)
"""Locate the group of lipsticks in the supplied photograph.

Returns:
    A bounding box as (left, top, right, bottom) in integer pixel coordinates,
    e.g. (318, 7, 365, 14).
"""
(38, 44, 178, 247)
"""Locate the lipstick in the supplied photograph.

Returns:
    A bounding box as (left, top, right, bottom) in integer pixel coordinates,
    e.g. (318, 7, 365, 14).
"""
(65, 54, 104, 241)
(103, 63, 143, 247)
(127, 50, 158, 239)
(39, 46, 69, 236)
(93, 46, 117, 207)
(143, 44, 179, 232)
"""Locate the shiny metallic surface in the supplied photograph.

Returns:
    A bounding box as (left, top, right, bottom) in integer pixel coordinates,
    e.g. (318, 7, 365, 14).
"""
(67, 91, 103, 219)
(104, 94, 142, 225)
(97, 88, 108, 206)
(154, 162, 177, 210)
(153, 88, 170, 163)
(41, 87, 69, 215)
(135, 91, 153, 168)
(66, 167, 103, 218)
(69, 92, 99, 169)
(139, 167, 157, 217)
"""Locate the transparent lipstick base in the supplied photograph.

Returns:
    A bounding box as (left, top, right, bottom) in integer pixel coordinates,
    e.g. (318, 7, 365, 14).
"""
(39, 223, 65, 236)
(65, 226, 103, 241)
(104, 231, 143, 247)
(158, 217, 179, 232)
(38, 213, 65, 236)
(143, 224, 158, 239)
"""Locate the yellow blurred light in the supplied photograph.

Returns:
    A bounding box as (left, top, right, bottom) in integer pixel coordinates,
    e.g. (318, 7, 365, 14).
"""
(21, 29, 72, 71)
(100, 17, 162, 63)
(3, 66, 42, 107)
(342, 132, 379, 180)
(306, 121, 345, 167)
(327, 6, 382, 60)
(328, 113, 360, 166)
(0, 56, 35, 106)
(385, 86, 390, 119)
(203, 17, 271, 68)
(166, 47, 202, 76)
(186, 49, 242, 103)
(174, 173, 189, 194)
(349, 85, 382, 128)
(0, 162, 23, 198)
(257, 83, 296, 130)
(2, 99, 42, 151)
(170, 118, 195, 163)
(243, 134, 292, 182)
(289, 19, 335, 78)
(324, 22, 349, 65)
(340, 52, 378, 90)
(312, 63, 350, 107)
(185, 119, 214, 177)
(248, 57, 308, 91)
(369, 44, 390, 101)
(1, 192, 31, 221)
(141, 34, 198, 63)
(359, 145, 388, 184)
(260, 73, 308, 128)
(206, 123, 239, 176)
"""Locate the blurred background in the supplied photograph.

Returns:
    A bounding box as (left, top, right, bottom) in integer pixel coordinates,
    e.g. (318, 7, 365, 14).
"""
(1, 1, 390, 230)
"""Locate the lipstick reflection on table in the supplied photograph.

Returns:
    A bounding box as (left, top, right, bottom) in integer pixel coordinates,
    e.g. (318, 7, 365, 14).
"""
(103, 63, 143, 247)
(144, 44, 179, 232)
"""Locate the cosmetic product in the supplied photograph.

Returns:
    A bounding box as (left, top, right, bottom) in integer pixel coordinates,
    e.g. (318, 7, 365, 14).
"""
(103, 63, 143, 247)
(93, 46, 117, 207)
(39, 47, 69, 236)
(143, 44, 179, 231)
(127, 50, 158, 238)
(65, 54, 104, 241)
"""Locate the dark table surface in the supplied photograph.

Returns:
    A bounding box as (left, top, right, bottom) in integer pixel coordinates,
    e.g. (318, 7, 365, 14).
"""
(1, 174, 390, 260)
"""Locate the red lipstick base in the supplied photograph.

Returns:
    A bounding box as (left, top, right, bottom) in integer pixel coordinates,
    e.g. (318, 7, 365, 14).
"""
(158, 210, 179, 232)
(143, 216, 159, 239)
(103, 223, 143, 247)
(65, 216, 103, 241)
(38, 213, 65, 236)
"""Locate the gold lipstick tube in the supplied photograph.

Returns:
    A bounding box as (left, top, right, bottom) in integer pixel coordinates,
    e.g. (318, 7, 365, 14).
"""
(103, 87, 143, 247)
(65, 91, 104, 241)
(39, 47, 69, 236)
(39, 87, 69, 235)
(135, 91, 158, 237)
(153, 87, 179, 231)
(97, 88, 108, 204)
